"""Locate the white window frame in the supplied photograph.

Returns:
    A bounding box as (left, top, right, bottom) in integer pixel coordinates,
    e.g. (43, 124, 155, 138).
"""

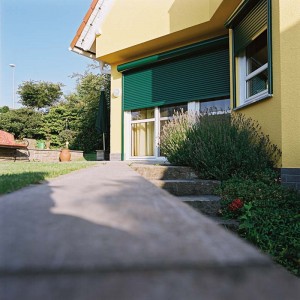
(126, 105, 188, 161)
(129, 110, 156, 160)
(235, 26, 271, 108)
(238, 52, 269, 107)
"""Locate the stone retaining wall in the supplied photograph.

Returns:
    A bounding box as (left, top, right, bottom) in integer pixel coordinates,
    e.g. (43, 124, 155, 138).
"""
(12, 149, 84, 162)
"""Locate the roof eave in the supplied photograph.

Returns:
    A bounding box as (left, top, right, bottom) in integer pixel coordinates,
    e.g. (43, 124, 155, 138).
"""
(70, 0, 114, 60)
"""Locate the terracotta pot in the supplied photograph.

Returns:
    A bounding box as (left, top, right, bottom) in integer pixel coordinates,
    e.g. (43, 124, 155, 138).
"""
(59, 149, 71, 162)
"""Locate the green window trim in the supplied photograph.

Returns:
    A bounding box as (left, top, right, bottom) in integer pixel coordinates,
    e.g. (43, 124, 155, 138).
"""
(226, 0, 273, 108)
(121, 75, 124, 161)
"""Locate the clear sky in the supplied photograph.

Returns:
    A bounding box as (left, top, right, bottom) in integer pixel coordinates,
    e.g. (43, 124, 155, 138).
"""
(0, 0, 94, 108)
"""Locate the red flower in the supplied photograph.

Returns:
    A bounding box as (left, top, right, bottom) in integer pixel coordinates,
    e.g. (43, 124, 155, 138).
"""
(228, 198, 244, 212)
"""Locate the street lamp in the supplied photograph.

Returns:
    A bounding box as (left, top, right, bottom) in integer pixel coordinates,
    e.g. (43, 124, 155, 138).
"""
(9, 64, 16, 109)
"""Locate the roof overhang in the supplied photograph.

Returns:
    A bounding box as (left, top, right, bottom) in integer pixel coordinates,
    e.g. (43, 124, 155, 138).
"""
(69, 0, 114, 62)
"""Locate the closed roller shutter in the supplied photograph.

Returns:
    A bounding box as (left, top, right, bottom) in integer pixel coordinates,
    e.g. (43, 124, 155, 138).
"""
(234, 0, 268, 54)
(122, 39, 230, 111)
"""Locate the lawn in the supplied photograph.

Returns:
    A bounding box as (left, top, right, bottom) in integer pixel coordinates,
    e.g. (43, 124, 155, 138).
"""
(0, 161, 96, 195)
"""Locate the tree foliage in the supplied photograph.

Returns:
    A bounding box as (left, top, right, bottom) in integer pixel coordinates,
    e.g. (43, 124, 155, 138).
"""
(1, 65, 111, 152)
(38, 70, 110, 151)
(17, 80, 63, 109)
(0, 108, 44, 139)
(0, 106, 9, 113)
(65, 70, 110, 151)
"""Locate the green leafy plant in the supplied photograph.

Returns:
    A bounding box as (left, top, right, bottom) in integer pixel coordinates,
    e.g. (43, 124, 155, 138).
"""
(218, 176, 300, 276)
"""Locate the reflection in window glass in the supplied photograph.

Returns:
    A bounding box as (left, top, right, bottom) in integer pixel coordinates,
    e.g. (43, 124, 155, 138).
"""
(199, 99, 230, 114)
(246, 30, 268, 74)
(247, 72, 268, 98)
(245, 30, 268, 99)
(160, 103, 187, 118)
(131, 122, 154, 156)
(131, 108, 154, 121)
(159, 103, 187, 157)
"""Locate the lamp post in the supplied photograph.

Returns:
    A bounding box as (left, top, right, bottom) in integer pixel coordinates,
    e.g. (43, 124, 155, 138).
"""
(9, 64, 16, 109)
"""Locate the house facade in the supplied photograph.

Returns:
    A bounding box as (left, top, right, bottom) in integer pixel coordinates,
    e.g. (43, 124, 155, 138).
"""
(70, 0, 300, 189)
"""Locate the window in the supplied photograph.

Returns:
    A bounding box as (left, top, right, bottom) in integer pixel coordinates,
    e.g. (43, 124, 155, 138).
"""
(129, 104, 187, 158)
(159, 103, 187, 157)
(160, 103, 188, 133)
(198, 98, 230, 115)
(226, 0, 272, 108)
(131, 108, 155, 157)
(239, 30, 269, 103)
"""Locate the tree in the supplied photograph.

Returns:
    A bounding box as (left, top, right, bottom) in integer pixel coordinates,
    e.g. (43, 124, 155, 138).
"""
(42, 105, 80, 148)
(0, 64, 111, 152)
(0, 108, 44, 139)
(0, 106, 9, 113)
(65, 68, 110, 152)
(17, 80, 63, 109)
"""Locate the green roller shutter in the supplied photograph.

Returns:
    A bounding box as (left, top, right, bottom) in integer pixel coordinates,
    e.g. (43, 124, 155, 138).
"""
(234, 0, 267, 54)
(122, 39, 230, 111)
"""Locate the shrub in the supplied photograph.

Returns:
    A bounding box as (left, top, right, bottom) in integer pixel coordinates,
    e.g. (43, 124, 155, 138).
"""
(161, 112, 281, 180)
(0, 108, 44, 139)
(160, 111, 195, 166)
(187, 113, 280, 180)
(218, 174, 282, 218)
(218, 177, 300, 276)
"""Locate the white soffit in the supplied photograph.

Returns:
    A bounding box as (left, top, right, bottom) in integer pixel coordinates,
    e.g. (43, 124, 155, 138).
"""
(73, 0, 115, 54)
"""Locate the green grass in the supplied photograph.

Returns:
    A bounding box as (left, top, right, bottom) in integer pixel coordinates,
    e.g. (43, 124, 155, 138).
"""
(0, 161, 96, 195)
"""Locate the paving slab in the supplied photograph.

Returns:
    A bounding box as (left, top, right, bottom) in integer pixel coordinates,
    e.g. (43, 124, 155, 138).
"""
(0, 162, 299, 299)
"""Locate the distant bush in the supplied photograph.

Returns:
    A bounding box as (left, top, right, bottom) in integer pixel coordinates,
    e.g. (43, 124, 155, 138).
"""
(0, 108, 44, 139)
(160, 112, 281, 180)
(0, 106, 9, 113)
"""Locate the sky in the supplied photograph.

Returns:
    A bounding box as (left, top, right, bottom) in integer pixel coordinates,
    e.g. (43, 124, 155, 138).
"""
(0, 0, 95, 108)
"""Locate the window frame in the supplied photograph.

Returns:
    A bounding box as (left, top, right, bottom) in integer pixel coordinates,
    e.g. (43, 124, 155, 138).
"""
(226, 0, 272, 109)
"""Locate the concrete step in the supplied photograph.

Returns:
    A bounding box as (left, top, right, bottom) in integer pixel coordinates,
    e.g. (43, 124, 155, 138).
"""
(180, 196, 239, 231)
(131, 164, 198, 180)
(151, 179, 220, 196)
(180, 195, 221, 216)
(210, 216, 239, 232)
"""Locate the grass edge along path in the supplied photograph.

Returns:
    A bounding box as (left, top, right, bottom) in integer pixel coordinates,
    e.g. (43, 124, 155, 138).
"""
(0, 162, 97, 195)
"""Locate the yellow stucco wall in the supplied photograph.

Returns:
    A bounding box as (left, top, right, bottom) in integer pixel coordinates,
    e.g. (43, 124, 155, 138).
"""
(232, 0, 300, 168)
(97, 0, 173, 59)
(110, 65, 122, 159)
(279, 0, 300, 168)
(97, 0, 211, 59)
(96, 0, 242, 64)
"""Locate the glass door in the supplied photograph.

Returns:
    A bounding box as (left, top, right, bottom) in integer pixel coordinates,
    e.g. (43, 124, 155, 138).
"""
(131, 108, 155, 157)
(129, 104, 187, 159)
(159, 104, 187, 157)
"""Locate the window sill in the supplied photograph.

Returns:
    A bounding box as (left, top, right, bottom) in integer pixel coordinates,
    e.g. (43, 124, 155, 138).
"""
(234, 92, 272, 110)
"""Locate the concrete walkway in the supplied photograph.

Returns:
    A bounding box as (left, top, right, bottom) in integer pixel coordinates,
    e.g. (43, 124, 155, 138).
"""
(0, 162, 299, 299)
